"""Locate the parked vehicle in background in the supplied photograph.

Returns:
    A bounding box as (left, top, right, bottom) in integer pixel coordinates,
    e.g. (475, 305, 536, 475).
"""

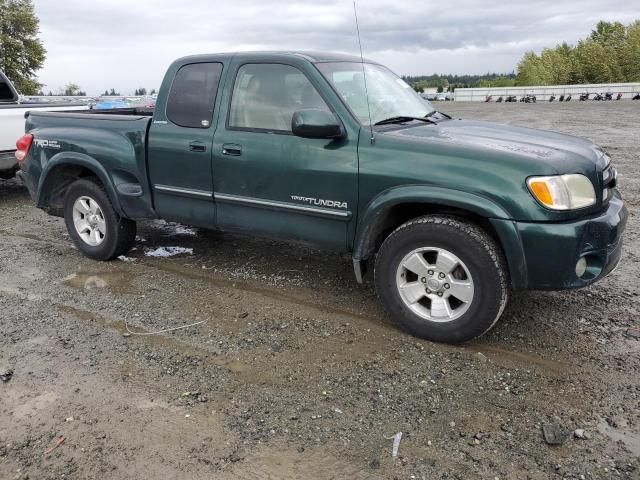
(520, 94, 537, 103)
(604, 92, 613, 101)
(616, 93, 622, 100)
(633, 92, 640, 100)
(434, 92, 453, 101)
(0, 71, 89, 179)
(549, 94, 556, 102)
(94, 95, 156, 110)
(130, 95, 156, 109)
(565, 94, 572, 101)
(496, 96, 503, 102)
(505, 95, 517, 102)
(580, 93, 590, 101)
(485, 95, 492, 102)
(559, 95, 565, 102)
(420, 93, 438, 101)
(593, 93, 604, 101)
(15, 51, 627, 343)
(94, 98, 130, 110)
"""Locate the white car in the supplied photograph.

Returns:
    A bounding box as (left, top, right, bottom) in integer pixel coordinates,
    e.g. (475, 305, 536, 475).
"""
(0, 71, 89, 178)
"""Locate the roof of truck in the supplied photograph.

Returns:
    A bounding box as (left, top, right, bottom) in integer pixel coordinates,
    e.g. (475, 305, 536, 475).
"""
(175, 51, 377, 65)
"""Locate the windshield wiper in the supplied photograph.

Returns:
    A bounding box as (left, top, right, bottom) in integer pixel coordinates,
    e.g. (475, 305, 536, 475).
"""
(374, 116, 435, 126)
(425, 110, 452, 120)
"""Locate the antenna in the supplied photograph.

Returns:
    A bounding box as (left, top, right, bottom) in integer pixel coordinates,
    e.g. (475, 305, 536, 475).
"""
(353, 1, 374, 145)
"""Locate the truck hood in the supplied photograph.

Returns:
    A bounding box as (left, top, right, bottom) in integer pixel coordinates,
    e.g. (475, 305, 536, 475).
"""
(382, 119, 608, 173)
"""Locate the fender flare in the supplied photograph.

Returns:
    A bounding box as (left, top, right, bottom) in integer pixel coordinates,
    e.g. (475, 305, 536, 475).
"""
(37, 152, 125, 217)
(351, 185, 528, 289)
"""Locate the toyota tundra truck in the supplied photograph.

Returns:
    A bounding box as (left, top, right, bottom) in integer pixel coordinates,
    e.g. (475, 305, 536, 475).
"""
(15, 52, 627, 343)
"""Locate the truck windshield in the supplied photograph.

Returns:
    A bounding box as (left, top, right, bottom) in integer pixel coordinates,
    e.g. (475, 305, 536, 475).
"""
(316, 62, 434, 126)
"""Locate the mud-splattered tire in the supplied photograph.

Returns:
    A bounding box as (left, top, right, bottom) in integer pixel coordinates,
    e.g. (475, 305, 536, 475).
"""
(64, 178, 136, 261)
(374, 215, 509, 343)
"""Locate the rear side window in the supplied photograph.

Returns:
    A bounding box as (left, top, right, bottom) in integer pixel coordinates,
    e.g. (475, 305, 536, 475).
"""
(166, 62, 223, 128)
(0, 72, 18, 102)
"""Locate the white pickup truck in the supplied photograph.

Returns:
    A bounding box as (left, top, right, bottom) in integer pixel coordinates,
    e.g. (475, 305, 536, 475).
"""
(0, 71, 89, 178)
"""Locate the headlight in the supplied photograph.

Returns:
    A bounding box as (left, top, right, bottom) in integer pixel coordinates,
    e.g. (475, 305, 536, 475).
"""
(527, 174, 596, 210)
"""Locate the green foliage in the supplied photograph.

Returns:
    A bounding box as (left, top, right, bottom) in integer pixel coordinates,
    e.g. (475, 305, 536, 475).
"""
(516, 20, 640, 85)
(0, 0, 46, 95)
(105, 88, 120, 96)
(478, 77, 516, 88)
(134, 87, 147, 95)
(62, 83, 85, 96)
(404, 73, 516, 91)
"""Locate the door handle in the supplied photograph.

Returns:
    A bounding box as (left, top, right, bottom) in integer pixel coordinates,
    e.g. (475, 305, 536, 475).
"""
(222, 143, 242, 156)
(189, 141, 207, 152)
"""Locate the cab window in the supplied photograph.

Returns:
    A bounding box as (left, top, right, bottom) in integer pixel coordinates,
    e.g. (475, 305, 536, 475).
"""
(229, 63, 330, 132)
(166, 62, 223, 128)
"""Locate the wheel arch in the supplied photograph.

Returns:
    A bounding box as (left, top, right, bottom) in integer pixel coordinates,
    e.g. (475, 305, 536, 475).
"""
(352, 186, 528, 289)
(37, 152, 124, 218)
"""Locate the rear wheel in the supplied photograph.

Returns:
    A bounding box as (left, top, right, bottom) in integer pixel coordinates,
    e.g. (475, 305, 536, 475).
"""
(374, 215, 509, 343)
(64, 178, 136, 260)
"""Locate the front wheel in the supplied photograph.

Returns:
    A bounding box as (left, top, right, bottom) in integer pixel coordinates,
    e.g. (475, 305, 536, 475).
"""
(374, 216, 509, 343)
(64, 178, 136, 260)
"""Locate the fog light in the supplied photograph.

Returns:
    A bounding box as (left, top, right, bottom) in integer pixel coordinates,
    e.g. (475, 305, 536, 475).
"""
(575, 257, 588, 278)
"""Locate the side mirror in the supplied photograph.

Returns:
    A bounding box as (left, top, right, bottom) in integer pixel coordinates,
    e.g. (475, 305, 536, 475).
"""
(292, 109, 345, 140)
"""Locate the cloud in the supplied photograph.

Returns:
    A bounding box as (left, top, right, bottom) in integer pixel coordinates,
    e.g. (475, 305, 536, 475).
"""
(31, 0, 639, 94)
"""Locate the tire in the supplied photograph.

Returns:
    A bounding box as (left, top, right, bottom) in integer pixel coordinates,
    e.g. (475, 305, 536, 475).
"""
(63, 178, 136, 260)
(374, 215, 509, 343)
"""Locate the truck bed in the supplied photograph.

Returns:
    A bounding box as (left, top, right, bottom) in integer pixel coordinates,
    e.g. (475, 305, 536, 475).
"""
(23, 110, 155, 218)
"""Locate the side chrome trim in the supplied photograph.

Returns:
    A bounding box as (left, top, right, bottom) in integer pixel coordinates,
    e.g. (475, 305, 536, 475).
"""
(154, 184, 213, 199)
(214, 192, 351, 219)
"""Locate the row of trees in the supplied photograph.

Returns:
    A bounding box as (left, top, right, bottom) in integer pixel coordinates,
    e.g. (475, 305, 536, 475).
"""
(102, 87, 156, 96)
(33, 86, 158, 97)
(404, 73, 517, 92)
(515, 21, 640, 86)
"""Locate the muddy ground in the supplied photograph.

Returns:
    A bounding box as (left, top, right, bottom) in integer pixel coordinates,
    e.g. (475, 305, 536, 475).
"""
(0, 101, 638, 480)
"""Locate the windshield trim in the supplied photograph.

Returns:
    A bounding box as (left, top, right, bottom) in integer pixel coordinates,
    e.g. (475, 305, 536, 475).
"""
(311, 62, 366, 127)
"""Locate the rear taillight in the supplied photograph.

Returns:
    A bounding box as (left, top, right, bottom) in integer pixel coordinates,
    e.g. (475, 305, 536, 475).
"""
(15, 134, 33, 163)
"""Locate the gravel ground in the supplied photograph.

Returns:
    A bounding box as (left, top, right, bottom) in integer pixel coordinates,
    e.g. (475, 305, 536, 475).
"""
(1, 101, 638, 480)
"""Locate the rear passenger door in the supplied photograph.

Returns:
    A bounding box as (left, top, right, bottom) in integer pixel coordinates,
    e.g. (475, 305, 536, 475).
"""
(148, 62, 223, 227)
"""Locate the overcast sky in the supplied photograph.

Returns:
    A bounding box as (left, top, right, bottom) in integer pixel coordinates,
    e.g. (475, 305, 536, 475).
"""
(32, 0, 639, 95)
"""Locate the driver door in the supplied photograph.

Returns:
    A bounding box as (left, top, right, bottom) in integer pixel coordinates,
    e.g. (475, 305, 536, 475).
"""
(212, 61, 358, 249)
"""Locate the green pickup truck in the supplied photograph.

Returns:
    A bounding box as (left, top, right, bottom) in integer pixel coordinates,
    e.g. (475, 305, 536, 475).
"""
(16, 51, 627, 343)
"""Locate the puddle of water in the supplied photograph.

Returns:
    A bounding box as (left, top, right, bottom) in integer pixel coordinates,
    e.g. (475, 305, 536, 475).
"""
(221, 443, 371, 480)
(56, 304, 282, 386)
(597, 418, 640, 457)
(144, 259, 387, 327)
(63, 272, 133, 294)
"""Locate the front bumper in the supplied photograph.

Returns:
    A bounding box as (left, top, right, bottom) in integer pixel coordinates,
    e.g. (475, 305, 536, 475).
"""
(515, 191, 627, 290)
